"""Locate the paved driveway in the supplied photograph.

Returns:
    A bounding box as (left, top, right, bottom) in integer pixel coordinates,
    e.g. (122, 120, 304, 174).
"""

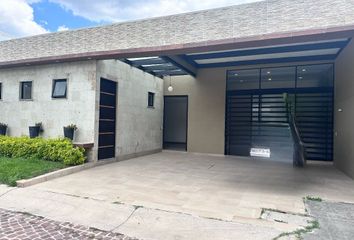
(29, 151, 354, 221)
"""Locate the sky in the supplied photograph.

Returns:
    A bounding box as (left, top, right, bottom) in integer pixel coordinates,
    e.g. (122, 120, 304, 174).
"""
(0, 0, 261, 41)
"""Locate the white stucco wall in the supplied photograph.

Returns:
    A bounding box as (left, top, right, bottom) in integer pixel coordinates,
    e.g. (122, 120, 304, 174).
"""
(0, 61, 97, 143)
(96, 60, 163, 159)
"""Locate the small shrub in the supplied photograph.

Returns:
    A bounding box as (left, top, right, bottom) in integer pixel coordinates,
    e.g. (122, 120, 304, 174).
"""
(65, 124, 78, 131)
(35, 122, 44, 133)
(0, 136, 85, 165)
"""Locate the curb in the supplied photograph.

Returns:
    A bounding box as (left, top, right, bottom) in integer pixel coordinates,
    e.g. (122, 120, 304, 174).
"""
(15, 148, 162, 188)
(16, 162, 96, 188)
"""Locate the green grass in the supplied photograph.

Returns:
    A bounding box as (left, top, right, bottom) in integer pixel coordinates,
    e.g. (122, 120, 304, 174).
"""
(0, 156, 66, 186)
(273, 220, 320, 240)
(305, 196, 323, 202)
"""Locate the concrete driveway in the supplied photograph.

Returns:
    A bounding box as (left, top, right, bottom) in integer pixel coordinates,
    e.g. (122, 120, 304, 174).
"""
(30, 151, 354, 220)
(1, 151, 354, 239)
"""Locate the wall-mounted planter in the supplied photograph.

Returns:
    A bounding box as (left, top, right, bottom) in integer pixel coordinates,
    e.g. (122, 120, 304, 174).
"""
(63, 127, 75, 140)
(29, 126, 40, 138)
(0, 125, 7, 135)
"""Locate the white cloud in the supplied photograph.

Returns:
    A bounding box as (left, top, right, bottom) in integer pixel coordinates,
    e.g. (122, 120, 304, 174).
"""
(49, 0, 263, 22)
(0, 0, 262, 41)
(57, 25, 69, 31)
(0, 0, 48, 41)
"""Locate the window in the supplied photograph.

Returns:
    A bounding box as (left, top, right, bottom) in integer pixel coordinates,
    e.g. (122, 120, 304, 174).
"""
(227, 69, 260, 91)
(148, 92, 155, 107)
(0, 82, 2, 100)
(261, 67, 296, 89)
(296, 64, 334, 88)
(52, 79, 67, 98)
(20, 81, 32, 100)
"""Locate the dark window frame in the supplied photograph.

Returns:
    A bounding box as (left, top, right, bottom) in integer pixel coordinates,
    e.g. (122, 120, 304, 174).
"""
(20, 81, 33, 100)
(0, 82, 2, 100)
(226, 62, 334, 92)
(148, 92, 155, 108)
(52, 79, 68, 99)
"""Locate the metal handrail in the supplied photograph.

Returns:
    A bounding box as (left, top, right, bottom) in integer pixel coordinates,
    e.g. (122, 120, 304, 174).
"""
(288, 112, 307, 167)
(283, 93, 306, 167)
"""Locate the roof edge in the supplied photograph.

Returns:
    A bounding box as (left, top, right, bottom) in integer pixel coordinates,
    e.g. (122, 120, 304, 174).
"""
(1, 24, 354, 69)
(0, 1, 265, 44)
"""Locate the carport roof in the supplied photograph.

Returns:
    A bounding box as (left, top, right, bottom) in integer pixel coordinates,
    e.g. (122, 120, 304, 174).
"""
(181, 38, 351, 68)
(0, 0, 354, 68)
(120, 38, 350, 78)
(121, 57, 191, 78)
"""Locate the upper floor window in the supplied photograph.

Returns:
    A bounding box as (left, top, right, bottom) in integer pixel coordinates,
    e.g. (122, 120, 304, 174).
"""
(148, 92, 155, 107)
(52, 79, 67, 98)
(20, 81, 32, 100)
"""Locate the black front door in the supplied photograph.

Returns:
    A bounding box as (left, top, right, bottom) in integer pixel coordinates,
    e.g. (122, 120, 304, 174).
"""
(98, 78, 117, 160)
(163, 96, 188, 151)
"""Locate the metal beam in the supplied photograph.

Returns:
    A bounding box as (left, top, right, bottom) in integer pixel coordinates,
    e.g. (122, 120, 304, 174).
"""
(143, 64, 179, 71)
(198, 54, 337, 68)
(155, 69, 186, 76)
(121, 59, 160, 77)
(161, 56, 197, 77)
(335, 38, 351, 57)
(129, 58, 166, 66)
(178, 54, 199, 68)
(188, 40, 349, 60)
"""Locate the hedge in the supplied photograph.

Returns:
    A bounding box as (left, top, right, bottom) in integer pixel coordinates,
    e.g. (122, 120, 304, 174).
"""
(0, 136, 85, 165)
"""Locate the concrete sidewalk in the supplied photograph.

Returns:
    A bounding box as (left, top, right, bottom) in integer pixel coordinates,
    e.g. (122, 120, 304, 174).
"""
(304, 200, 354, 240)
(0, 184, 294, 240)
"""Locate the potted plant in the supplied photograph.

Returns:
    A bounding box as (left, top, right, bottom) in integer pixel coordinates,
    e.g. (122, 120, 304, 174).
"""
(63, 124, 77, 140)
(29, 122, 43, 138)
(0, 123, 7, 135)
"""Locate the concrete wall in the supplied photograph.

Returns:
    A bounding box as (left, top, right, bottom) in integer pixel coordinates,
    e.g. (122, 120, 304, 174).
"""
(164, 60, 334, 155)
(0, 61, 97, 142)
(334, 39, 354, 179)
(164, 68, 227, 154)
(97, 60, 163, 160)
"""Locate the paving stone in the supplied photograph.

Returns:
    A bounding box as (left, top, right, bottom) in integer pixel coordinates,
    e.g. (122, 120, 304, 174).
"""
(0, 208, 137, 240)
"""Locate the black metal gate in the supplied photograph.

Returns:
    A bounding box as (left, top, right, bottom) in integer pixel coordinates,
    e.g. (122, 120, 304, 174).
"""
(225, 64, 334, 161)
(98, 78, 117, 160)
(225, 93, 291, 158)
(295, 91, 333, 160)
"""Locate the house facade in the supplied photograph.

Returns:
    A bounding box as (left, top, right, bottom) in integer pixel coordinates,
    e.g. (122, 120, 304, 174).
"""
(0, 60, 164, 161)
(1, 0, 354, 178)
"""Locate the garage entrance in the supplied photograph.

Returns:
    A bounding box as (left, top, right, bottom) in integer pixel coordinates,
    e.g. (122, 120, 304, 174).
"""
(225, 64, 334, 161)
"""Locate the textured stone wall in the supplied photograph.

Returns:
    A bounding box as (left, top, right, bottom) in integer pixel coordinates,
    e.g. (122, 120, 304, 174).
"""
(96, 60, 163, 159)
(0, 0, 354, 63)
(0, 61, 97, 142)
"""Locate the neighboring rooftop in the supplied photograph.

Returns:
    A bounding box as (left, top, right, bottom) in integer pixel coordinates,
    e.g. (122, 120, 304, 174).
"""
(0, 0, 354, 67)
